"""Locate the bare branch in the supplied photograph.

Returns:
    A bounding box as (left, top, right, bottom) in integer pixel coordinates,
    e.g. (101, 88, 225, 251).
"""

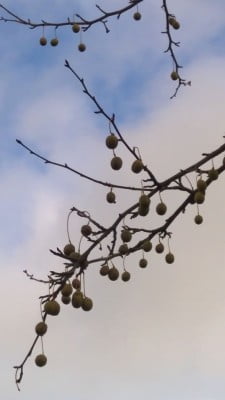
(161, 0, 190, 98)
(16, 139, 147, 192)
(0, 1, 143, 32)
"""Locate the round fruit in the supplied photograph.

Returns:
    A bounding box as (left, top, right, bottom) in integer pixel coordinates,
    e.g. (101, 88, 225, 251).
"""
(121, 229, 132, 243)
(197, 179, 207, 192)
(69, 251, 80, 261)
(78, 43, 86, 52)
(131, 159, 143, 173)
(194, 191, 205, 204)
(108, 267, 119, 281)
(194, 214, 203, 225)
(156, 202, 167, 215)
(111, 156, 123, 170)
(171, 71, 179, 80)
(61, 283, 73, 297)
(155, 243, 164, 254)
(133, 11, 142, 20)
(208, 168, 219, 180)
(100, 264, 109, 276)
(72, 23, 80, 33)
(82, 297, 93, 311)
(168, 17, 180, 29)
(72, 278, 81, 289)
(35, 354, 47, 367)
(72, 291, 83, 308)
(165, 252, 174, 264)
(172, 20, 180, 29)
(119, 243, 128, 255)
(106, 191, 116, 203)
(142, 240, 152, 252)
(50, 38, 58, 46)
(139, 258, 148, 268)
(63, 243, 75, 256)
(105, 134, 118, 149)
(138, 205, 149, 216)
(61, 295, 71, 305)
(35, 321, 47, 336)
(139, 194, 150, 208)
(44, 300, 60, 316)
(168, 17, 176, 25)
(81, 224, 92, 236)
(39, 37, 47, 46)
(121, 271, 131, 282)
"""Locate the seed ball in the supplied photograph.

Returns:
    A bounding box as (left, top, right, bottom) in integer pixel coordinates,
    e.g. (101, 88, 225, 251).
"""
(72, 23, 80, 33)
(119, 243, 129, 255)
(170, 71, 179, 80)
(142, 240, 152, 252)
(139, 194, 150, 208)
(50, 38, 58, 46)
(155, 243, 164, 254)
(156, 202, 167, 215)
(63, 243, 75, 256)
(35, 322, 48, 336)
(72, 278, 81, 289)
(165, 252, 174, 264)
(121, 229, 132, 243)
(138, 205, 149, 216)
(121, 271, 131, 282)
(208, 168, 219, 180)
(61, 295, 71, 305)
(81, 224, 92, 236)
(35, 354, 47, 367)
(61, 283, 73, 297)
(78, 43, 86, 52)
(82, 297, 93, 311)
(44, 300, 60, 316)
(133, 11, 142, 21)
(100, 264, 109, 276)
(108, 267, 119, 281)
(168, 17, 180, 29)
(105, 134, 118, 149)
(172, 20, 180, 29)
(39, 37, 47, 46)
(69, 251, 80, 262)
(197, 179, 207, 192)
(106, 191, 116, 203)
(194, 214, 203, 225)
(194, 191, 205, 204)
(131, 159, 143, 174)
(111, 156, 123, 170)
(139, 258, 148, 268)
(168, 17, 176, 26)
(72, 291, 83, 308)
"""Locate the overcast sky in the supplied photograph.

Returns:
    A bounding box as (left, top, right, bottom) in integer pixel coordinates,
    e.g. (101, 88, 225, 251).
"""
(1, 1, 225, 399)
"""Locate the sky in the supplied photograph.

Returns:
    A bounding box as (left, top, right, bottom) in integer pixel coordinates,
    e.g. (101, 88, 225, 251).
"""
(1, 0, 225, 399)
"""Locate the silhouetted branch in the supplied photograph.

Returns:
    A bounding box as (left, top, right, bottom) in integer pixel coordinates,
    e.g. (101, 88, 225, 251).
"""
(16, 139, 146, 192)
(161, 0, 191, 98)
(0, 1, 143, 33)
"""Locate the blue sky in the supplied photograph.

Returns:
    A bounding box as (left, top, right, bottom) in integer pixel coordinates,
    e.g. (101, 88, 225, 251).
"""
(1, 1, 225, 399)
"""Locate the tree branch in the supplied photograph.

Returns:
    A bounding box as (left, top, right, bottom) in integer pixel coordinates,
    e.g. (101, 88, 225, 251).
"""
(0, 1, 143, 33)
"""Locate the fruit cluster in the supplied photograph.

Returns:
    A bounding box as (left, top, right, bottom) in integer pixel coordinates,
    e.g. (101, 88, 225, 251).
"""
(39, 10, 142, 52)
(34, 239, 94, 368)
(39, 23, 86, 52)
